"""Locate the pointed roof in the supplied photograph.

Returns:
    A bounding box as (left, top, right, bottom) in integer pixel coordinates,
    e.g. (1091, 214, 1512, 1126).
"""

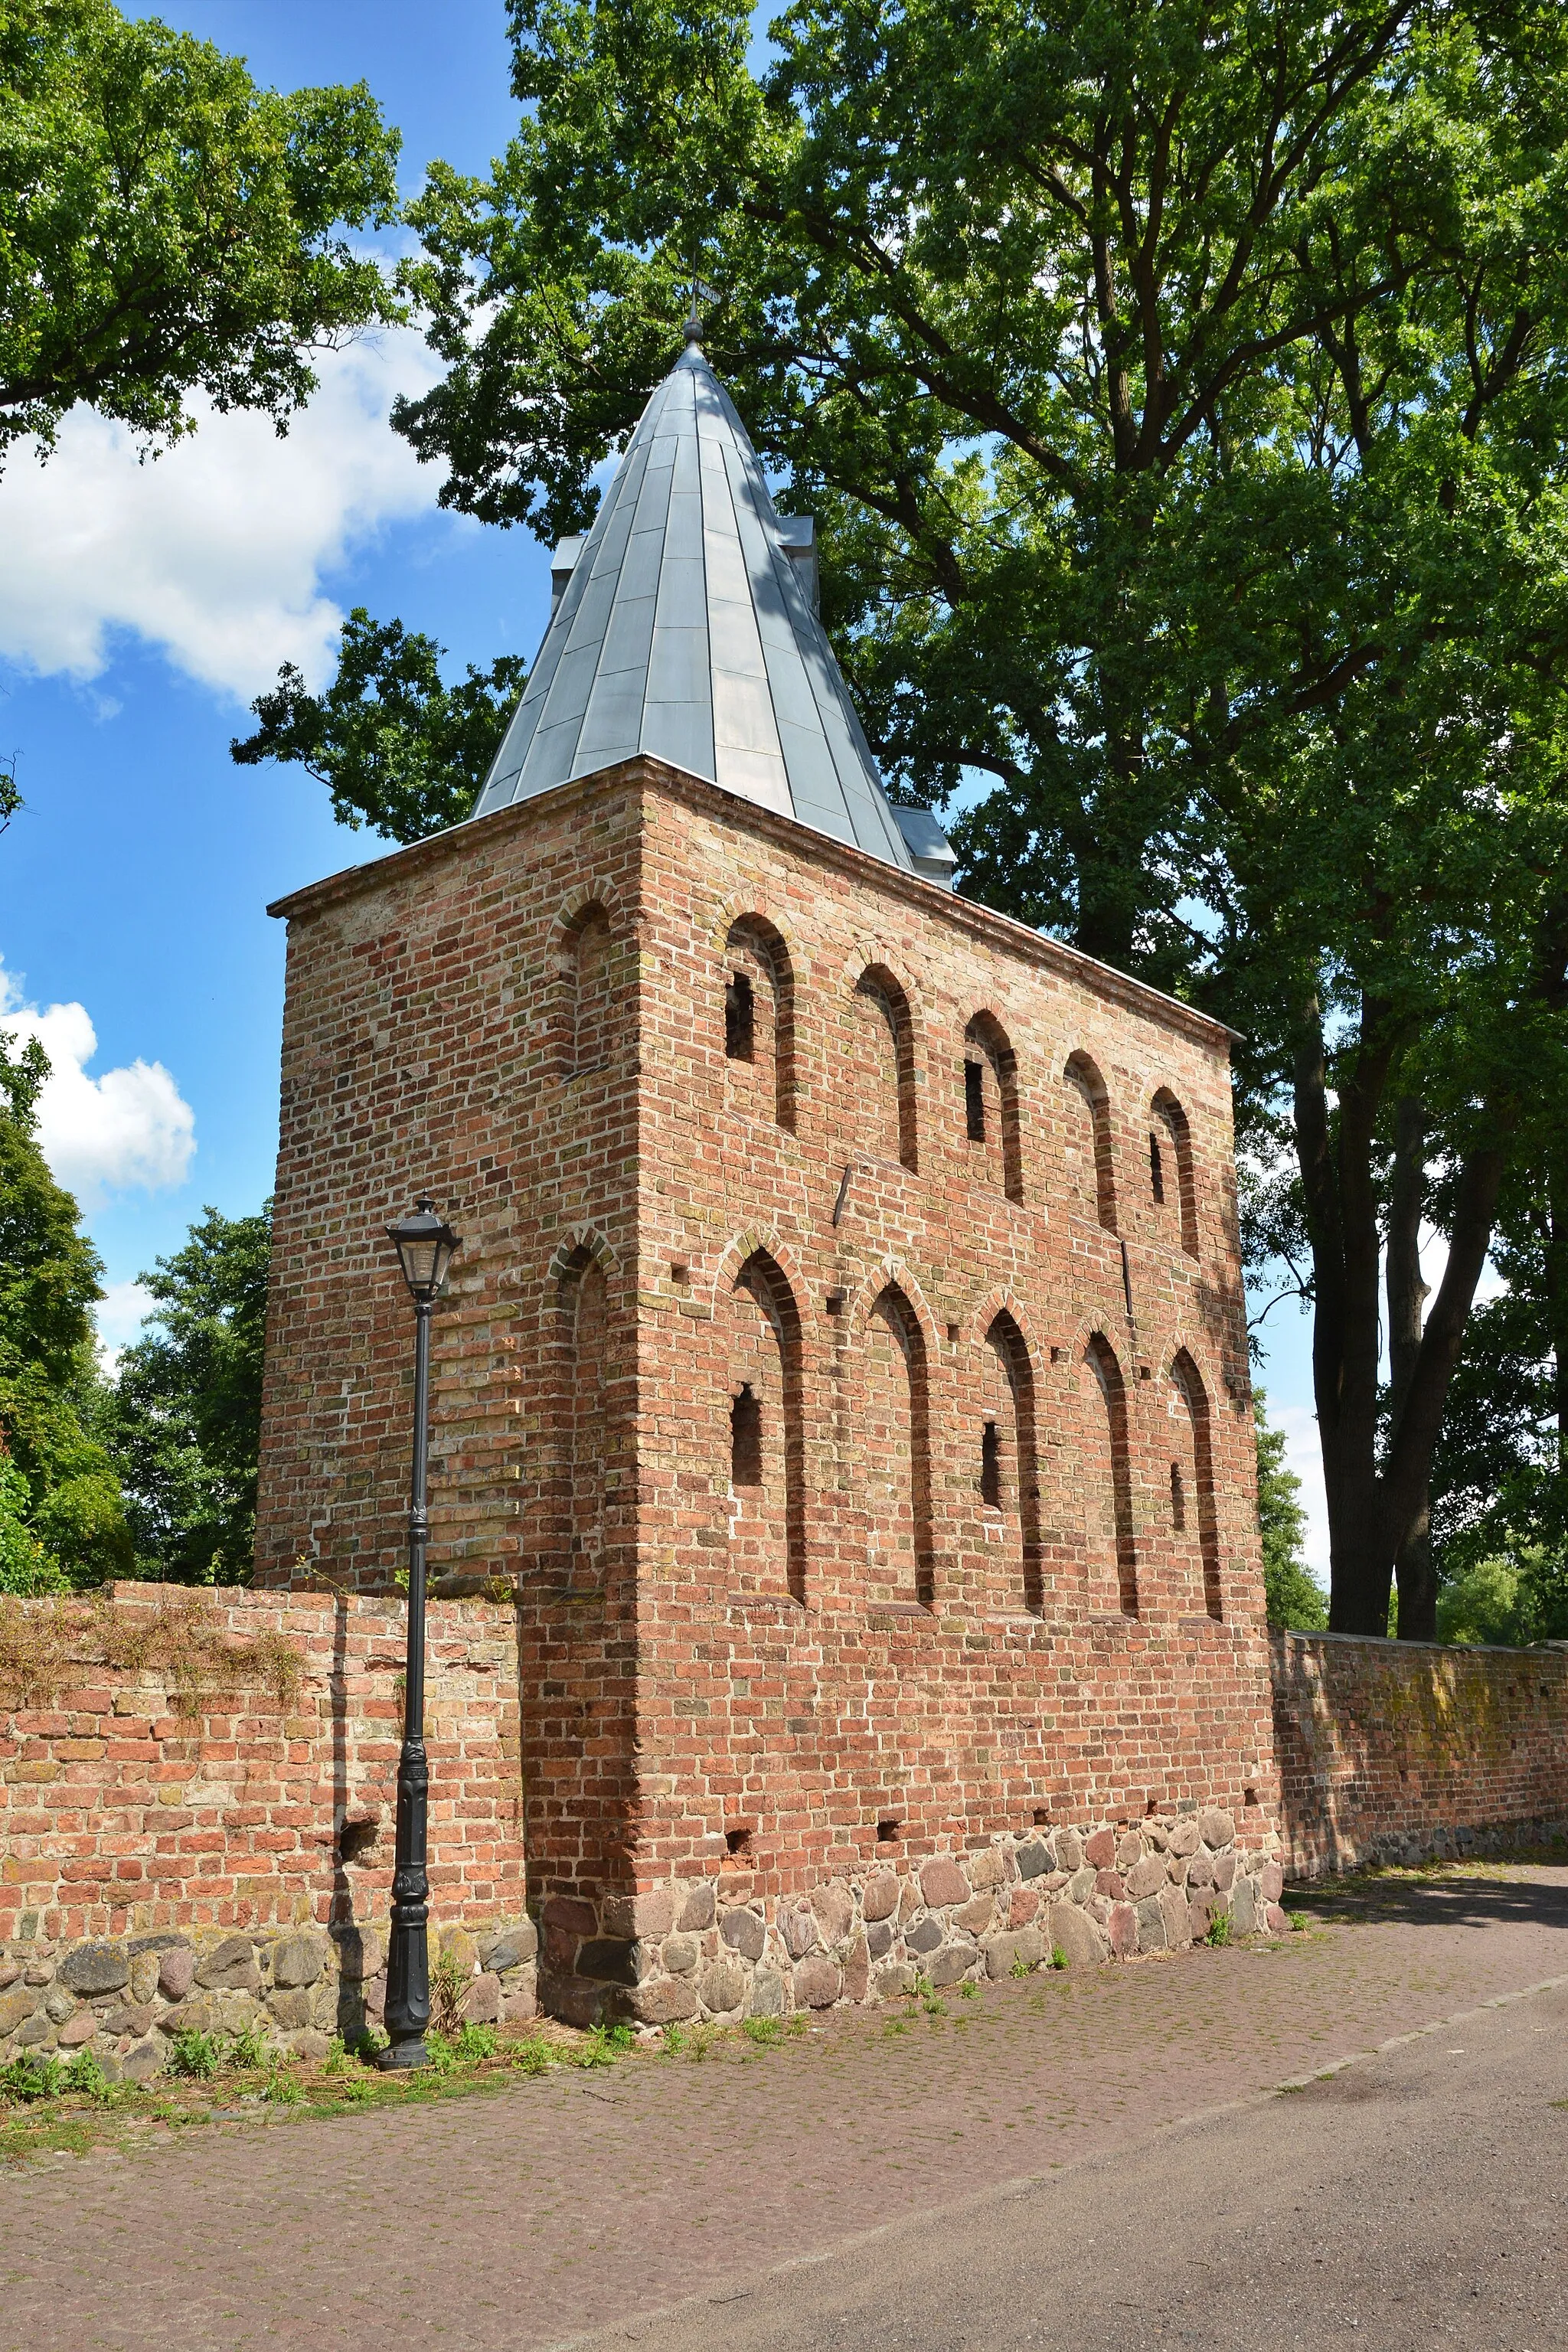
(471, 337, 952, 880)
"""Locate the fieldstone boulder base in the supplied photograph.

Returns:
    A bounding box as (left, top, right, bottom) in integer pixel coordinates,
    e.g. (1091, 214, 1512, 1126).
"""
(59, 1944, 129, 1998)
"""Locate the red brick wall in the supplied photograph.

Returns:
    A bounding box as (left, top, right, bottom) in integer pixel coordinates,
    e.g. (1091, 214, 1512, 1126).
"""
(1272, 1631, 1568, 1877)
(257, 758, 1282, 1938)
(0, 1587, 524, 1945)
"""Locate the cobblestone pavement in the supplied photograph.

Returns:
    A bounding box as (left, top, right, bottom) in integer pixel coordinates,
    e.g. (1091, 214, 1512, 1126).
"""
(3, 1867, 1566, 2352)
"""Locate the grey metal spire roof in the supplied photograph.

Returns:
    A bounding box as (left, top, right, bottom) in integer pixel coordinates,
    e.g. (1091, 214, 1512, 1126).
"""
(471, 337, 953, 880)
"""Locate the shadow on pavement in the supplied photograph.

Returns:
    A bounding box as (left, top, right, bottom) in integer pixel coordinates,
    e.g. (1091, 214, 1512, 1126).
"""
(1290, 1857, 1568, 1936)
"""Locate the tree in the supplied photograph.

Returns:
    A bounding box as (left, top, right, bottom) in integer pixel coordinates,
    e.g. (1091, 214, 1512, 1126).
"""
(0, 0, 401, 469)
(0, 1027, 132, 1586)
(1255, 1392, 1325, 1632)
(103, 1203, 271, 1583)
(297, 0, 1568, 1637)
(233, 610, 526, 841)
(1428, 1145, 1568, 1628)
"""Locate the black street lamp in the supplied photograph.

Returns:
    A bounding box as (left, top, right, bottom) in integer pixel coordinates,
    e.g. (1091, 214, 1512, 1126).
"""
(377, 1194, 461, 2071)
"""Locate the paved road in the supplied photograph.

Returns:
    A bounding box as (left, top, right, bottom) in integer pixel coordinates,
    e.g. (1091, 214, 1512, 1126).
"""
(590, 1971, 1568, 2352)
(3, 1867, 1566, 2352)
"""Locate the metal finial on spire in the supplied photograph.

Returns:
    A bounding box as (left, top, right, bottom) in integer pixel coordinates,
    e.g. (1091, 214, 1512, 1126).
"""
(684, 312, 703, 346)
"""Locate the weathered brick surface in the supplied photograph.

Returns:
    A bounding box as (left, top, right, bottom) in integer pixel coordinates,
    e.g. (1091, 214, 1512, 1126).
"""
(1272, 1630, 1568, 1877)
(253, 756, 1282, 2007)
(0, 1586, 531, 2069)
(0, 1586, 524, 1945)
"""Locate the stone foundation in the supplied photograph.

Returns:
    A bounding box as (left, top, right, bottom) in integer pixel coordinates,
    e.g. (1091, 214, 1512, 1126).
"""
(539, 1811, 1284, 2027)
(0, 1916, 537, 2078)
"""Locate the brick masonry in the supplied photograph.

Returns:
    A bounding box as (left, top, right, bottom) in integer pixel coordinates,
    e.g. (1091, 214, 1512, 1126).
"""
(6, 766, 1563, 2068)
(244, 753, 1287, 2020)
(0, 1586, 532, 2073)
(7, 1602, 1568, 2066)
(1272, 1629, 1568, 1877)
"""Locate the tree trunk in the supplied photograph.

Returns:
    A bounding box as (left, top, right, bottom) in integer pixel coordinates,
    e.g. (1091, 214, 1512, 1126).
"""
(1298, 1014, 1508, 1636)
(1295, 997, 1393, 1635)
(1387, 1096, 1437, 1639)
(1545, 1155, 1568, 1450)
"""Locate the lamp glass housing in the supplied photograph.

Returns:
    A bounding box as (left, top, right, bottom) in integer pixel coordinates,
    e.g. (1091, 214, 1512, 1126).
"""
(387, 1197, 460, 1303)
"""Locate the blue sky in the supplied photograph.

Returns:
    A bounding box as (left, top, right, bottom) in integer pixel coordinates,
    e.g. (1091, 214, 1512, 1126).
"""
(0, 0, 1328, 1566)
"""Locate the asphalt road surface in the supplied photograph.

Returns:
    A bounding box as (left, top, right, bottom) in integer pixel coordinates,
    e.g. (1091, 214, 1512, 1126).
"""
(578, 1978, 1568, 2352)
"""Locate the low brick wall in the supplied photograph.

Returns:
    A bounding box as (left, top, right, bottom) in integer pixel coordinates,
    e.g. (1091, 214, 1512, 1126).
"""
(1272, 1630, 1568, 1878)
(0, 1585, 531, 2073)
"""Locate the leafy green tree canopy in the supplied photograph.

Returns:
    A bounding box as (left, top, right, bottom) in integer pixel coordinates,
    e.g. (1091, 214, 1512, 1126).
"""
(0, 0, 402, 466)
(0, 1028, 100, 1383)
(105, 1203, 271, 1583)
(1254, 1390, 1326, 1632)
(329, 0, 1568, 1640)
(0, 1027, 131, 1587)
(232, 610, 526, 841)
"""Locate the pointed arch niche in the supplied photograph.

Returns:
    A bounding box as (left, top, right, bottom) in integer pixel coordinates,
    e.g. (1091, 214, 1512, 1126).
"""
(564, 903, 616, 1077)
(1151, 1088, 1199, 1257)
(963, 1013, 1024, 1203)
(722, 1251, 805, 1601)
(724, 917, 795, 1132)
(862, 1284, 933, 1608)
(853, 966, 918, 1171)
(1169, 1349, 1223, 1619)
(978, 1310, 1043, 1611)
(1080, 1331, 1138, 1615)
(554, 1243, 611, 1591)
(1063, 1052, 1116, 1230)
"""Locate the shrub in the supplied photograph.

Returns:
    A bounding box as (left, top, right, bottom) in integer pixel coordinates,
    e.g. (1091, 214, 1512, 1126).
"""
(167, 2028, 222, 2079)
(67, 2050, 110, 2102)
(228, 2019, 271, 2068)
(0, 2052, 67, 2102)
(430, 1945, 470, 2037)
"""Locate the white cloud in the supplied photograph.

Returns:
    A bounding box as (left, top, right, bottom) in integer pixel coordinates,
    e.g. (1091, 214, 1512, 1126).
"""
(0, 328, 446, 702)
(1276, 1403, 1331, 1578)
(1, 962, 195, 1207)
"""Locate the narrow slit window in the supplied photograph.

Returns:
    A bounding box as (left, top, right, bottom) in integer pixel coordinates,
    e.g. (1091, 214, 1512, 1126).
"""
(730, 1383, 763, 1488)
(1150, 1132, 1165, 1204)
(965, 1059, 986, 1142)
(981, 1419, 1002, 1508)
(1170, 1460, 1186, 1530)
(725, 971, 755, 1061)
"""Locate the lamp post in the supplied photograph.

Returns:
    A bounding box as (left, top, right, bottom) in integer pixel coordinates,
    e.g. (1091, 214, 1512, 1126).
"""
(378, 1194, 461, 2071)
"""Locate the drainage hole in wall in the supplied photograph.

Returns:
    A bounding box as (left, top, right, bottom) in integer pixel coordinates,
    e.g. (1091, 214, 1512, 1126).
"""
(1032, 1807, 1051, 1828)
(877, 1818, 901, 1844)
(339, 1818, 380, 1867)
(724, 1825, 753, 1859)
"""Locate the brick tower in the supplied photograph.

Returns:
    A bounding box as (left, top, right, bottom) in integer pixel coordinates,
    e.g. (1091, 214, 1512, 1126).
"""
(256, 331, 1285, 2024)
